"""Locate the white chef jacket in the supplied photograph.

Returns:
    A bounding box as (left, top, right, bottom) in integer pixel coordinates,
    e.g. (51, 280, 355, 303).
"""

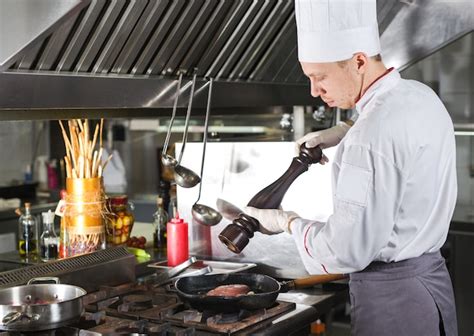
(291, 69, 457, 274)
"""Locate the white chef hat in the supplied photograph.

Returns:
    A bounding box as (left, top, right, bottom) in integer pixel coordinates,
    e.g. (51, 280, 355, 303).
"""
(295, 0, 381, 63)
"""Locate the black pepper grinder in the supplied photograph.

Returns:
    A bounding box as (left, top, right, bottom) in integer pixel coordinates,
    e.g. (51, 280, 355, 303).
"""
(219, 144, 323, 253)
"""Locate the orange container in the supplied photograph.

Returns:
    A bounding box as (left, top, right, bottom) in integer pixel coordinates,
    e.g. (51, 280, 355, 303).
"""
(64, 177, 105, 256)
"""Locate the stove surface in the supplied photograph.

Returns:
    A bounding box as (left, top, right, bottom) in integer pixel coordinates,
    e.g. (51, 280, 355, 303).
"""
(0, 280, 316, 336)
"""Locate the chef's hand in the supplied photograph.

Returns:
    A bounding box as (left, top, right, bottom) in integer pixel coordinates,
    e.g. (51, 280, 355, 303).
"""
(244, 206, 300, 235)
(295, 122, 351, 164)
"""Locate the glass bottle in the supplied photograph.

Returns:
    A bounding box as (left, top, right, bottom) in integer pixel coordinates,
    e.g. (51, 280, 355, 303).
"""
(40, 210, 59, 261)
(18, 202, 38, 257)
(153, 197, 168, 250)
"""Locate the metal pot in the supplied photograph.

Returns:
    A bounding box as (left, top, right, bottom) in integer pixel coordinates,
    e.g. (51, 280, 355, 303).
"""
(0, 277, 86, 331)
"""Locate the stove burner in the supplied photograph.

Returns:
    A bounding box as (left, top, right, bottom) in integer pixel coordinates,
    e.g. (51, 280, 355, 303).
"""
(100, 320, 194, 336)
(204, 309, 254, 324)
(123, 295, 154, 308)
(115, 319, 149, 334)
(117, 294, 153, 312)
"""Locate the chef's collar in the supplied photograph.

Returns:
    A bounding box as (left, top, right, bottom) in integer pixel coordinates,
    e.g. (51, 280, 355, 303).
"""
(355, 67, 400, 114)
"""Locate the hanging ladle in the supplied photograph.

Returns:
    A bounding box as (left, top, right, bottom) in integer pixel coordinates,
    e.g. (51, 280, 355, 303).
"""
(161, 72, 183, 168)
(192, 78, 223, 226)
(174, 71, 201, 188)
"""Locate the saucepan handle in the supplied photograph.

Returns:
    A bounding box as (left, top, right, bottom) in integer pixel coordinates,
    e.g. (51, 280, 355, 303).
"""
(281, 273, 347, 292)
(2, 311, 40, 325)
(27, 277, 60, 285)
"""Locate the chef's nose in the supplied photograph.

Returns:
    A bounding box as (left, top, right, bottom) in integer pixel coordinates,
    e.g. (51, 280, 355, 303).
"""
(310, 80, 324, 98)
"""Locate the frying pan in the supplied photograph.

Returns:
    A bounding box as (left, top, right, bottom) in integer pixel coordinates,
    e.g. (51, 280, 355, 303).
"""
(175, 272, 345, 312)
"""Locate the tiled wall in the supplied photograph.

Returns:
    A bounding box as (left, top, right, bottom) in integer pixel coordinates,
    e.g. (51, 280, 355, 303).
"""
(402, 32, 473, 205)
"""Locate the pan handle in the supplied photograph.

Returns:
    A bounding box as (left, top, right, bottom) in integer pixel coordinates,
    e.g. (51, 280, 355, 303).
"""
(2, 311, 40, 325)
(281, 273, 347, 292)
(27, 277, 60, 285)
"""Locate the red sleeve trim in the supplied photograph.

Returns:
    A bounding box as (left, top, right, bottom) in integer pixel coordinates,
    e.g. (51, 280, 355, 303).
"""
(303, 223, 329, 274)
(321, 264, 329, 274)
(303, 224, 313, 258)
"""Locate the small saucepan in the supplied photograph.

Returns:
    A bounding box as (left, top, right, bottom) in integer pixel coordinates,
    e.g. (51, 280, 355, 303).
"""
(175, 272, 345, 312)
(0, 277, 86, 331)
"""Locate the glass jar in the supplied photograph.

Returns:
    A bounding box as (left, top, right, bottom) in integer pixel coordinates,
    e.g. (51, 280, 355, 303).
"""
(106, 195, 134, 246)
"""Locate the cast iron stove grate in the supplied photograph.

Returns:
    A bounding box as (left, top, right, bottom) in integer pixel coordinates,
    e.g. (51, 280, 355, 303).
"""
(86, 287, 179, 320)
(162, 301, 296, 334)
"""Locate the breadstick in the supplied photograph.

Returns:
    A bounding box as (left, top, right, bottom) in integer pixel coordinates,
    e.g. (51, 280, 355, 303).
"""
(65, 156, 72, 178)
(99, 118, 104, 149)
(96, 148, 103, 176)
(102, 154, 113, 171)
(58, 121, 73, 160)
(76, 119, 84, 133)
(78, 156, 84, 178)
(84, 119, 89, 147)
(91, 124, 99, 153)
(91, 151, 98, 178)
(85, 159, 90, 178)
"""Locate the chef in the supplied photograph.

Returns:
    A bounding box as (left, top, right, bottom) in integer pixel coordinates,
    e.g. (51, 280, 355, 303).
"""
(245, 0, 458, 335)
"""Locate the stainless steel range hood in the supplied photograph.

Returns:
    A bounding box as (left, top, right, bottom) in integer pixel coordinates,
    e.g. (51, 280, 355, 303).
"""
(0, 0, 472, 119)
(380, 0, 473, 70)
(0, 0, 87, 70)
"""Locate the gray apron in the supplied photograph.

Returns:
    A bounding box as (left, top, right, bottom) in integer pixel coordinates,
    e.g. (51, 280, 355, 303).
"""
(349, 251, 457, 336)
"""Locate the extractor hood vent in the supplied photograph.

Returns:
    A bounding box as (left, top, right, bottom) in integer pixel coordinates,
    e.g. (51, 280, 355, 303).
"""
(0, 0, 472, 117)
(6, 0, 305, 83)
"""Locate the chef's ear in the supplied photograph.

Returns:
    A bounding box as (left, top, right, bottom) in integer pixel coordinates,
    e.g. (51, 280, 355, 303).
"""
(353, 52, 369, 74)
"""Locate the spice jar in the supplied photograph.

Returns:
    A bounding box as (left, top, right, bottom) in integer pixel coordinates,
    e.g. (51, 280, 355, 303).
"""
(106, 195, 134, 246)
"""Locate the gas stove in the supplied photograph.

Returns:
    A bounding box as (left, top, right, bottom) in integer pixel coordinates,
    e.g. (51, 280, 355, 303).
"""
(0, 279, 317, 336)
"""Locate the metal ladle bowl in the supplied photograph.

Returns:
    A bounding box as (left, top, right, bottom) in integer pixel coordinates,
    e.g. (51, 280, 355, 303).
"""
(173, 71, 201, 188)
(174, 164, 201, 188)
(192, 203, 222, 226)
(192, 78, 222, 226)
(161, 154, 178, 168)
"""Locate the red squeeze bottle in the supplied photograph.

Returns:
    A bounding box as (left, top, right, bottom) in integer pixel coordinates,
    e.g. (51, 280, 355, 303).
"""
(166, 211, 189, 266)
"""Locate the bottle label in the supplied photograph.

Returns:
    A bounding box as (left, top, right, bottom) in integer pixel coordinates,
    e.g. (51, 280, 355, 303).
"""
(55, 200, 66, 217)
(44, 237, 59, 245)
